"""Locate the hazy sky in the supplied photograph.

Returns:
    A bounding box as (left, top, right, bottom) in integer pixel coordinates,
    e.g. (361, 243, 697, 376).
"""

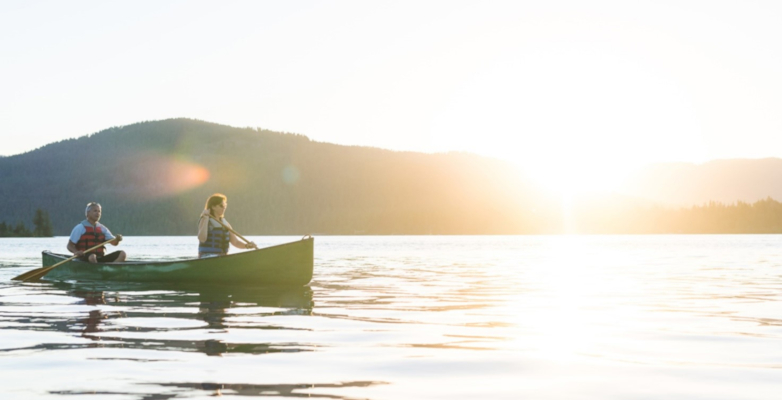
(2, 1, 782, 191)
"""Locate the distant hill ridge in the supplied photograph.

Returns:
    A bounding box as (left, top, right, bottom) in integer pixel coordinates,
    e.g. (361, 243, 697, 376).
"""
(0, 119, 543, 235)
(2, 118, 781, 235)
(619, 158, 782, 206)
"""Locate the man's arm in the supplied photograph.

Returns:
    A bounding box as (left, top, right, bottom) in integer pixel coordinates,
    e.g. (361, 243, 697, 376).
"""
(67, 241, 84, 257)
(109, 234, 122, 246)
(68, 225, 84, 256)
(100, 225, 121, 246)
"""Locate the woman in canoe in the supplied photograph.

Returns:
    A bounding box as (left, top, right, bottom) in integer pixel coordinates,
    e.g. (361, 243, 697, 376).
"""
(198, 193, 257, 258)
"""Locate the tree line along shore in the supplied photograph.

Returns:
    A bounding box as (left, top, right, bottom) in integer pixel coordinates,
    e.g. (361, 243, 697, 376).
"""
(0, 208, 53, 237)
(3, 198, 782, 237)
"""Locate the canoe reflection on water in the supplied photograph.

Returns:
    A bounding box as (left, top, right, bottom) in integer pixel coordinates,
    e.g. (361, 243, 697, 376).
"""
(52, 381, 390, 399)
(156, 381, 389, 398)
(50, 280, 314, 357)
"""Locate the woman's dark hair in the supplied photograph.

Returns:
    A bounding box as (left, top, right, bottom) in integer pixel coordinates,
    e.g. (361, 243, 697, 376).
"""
(205, 193, 227, 217)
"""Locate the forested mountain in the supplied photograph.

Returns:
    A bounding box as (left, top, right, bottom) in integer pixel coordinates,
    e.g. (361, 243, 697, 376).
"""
(0, 119, 551, 235)
(3, 118, 782, 235)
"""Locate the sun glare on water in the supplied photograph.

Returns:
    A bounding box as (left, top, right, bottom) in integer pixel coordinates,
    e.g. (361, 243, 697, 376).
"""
(506, 236, 641, 361)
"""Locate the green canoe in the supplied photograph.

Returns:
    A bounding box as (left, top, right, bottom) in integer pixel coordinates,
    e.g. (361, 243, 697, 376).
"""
(40, 237, 314, 286)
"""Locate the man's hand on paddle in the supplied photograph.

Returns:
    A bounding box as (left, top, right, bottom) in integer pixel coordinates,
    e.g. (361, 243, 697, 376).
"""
(111, 234, 123, 246)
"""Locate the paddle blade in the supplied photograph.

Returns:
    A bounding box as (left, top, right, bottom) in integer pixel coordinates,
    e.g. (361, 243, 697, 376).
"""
(11, 268, 47, 281)
(12, 264, 58, 282)
(12, 255, 77, 281)
(12, 239, 115, 282)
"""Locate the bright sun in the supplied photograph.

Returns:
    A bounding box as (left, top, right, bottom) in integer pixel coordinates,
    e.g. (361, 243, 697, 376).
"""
(522, 158, 634, 196)
(428, 25, 707, 195)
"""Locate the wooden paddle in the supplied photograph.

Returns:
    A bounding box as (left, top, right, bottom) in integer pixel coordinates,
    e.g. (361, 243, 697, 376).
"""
(12, 239, 116, 282)
(203, 215, 257, 249)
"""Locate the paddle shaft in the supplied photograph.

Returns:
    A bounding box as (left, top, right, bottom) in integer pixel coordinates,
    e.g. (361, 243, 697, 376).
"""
(12, 238, 117, 282)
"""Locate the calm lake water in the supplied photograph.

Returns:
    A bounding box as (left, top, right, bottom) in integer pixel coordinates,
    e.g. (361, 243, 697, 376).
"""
(1, 235, 781, 399)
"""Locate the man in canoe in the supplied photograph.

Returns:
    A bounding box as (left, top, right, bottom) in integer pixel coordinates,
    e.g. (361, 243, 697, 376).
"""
(198, 193, 257, 258)
(67, 202, 126, 263)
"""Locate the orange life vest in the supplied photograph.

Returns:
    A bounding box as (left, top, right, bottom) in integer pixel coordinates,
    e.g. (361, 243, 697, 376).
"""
(76, 221, 107, 256)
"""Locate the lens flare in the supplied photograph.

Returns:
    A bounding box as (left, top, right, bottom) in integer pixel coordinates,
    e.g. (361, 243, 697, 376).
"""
(122, 153, 210, 200)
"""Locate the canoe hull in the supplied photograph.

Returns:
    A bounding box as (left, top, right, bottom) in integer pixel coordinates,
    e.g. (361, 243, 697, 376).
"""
(41, 237, 314, 286)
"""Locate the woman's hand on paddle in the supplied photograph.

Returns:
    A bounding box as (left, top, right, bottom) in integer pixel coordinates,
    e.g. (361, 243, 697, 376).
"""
(245, 241, 258, 250)
(200, 209, 210, 219)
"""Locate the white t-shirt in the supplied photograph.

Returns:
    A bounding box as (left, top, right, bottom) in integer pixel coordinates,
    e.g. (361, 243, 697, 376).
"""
(69, 220, 116, 244)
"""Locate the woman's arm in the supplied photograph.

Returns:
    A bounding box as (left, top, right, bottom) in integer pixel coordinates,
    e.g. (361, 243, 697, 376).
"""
(225, 220, 244, 248)
(197, 210, 210, 243)
(225, 220, 255, 249)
